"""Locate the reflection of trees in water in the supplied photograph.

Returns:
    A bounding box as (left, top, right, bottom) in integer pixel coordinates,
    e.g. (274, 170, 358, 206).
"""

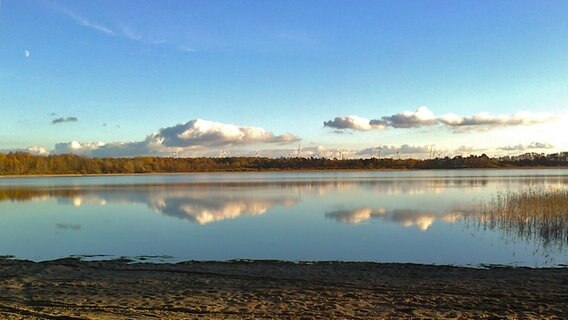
(0, 188, 81, 202)
(468, 187, 568, 251)
(3, 175, 567, 203)
(2, 176, 560, 203)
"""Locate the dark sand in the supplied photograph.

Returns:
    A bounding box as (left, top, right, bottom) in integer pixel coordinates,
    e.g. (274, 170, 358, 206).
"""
(0, 258, 566, 319)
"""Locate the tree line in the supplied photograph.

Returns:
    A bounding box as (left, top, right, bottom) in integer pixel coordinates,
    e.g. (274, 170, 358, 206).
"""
(0, 152, 567, 176)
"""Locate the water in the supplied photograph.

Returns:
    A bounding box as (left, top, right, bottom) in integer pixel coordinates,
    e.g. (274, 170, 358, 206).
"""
(1, 169, 567, 267)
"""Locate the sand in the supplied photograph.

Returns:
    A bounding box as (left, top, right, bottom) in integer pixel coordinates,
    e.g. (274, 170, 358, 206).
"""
(0, 258, 566, 319)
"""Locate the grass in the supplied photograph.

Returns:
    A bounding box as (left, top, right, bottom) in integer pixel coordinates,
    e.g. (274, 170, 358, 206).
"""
(474, 186, 568, 250)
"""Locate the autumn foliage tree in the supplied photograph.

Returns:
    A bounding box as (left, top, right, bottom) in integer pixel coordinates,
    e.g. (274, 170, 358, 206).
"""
(0, 152, 566, 176)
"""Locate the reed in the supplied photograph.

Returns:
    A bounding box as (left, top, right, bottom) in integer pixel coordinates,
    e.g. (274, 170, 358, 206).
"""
(475, 186, 568, 250)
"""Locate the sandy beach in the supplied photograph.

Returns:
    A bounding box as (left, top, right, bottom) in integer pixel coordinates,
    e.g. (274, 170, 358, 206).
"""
(0, 258, 566, 319)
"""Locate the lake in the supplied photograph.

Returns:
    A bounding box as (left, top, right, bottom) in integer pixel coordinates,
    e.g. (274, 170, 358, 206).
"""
(1, 169, 567, 267)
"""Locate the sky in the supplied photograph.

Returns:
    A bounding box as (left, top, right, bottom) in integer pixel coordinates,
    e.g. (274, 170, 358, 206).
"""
(1, 0, 568, 158)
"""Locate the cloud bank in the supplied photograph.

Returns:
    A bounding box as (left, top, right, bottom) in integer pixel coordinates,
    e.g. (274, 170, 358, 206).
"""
(498, 142, 555, 152)
(156, 119, 299, 147)
(49, 119, 300, 157)
(439, 111, 552, 132)
(324, 107, 554, 133)
(455, 146, 488, 154)
(0, 146, 50, 156)
(357, 144, 432, 157)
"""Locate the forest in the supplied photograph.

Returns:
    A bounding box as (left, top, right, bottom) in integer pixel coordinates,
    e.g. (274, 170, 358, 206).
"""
(0, 152, 567, 176)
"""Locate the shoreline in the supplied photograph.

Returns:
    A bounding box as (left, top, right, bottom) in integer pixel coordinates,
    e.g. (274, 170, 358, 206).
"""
(4, 255, 568, 269)
(1, 166, 568, 179)
(1, 258, 567, 319)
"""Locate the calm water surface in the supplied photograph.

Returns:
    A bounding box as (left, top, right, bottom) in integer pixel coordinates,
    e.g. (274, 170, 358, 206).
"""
(1, 169, 567, 267)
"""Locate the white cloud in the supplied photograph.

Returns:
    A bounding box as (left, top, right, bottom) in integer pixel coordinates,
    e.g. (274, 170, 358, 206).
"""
(244, 145, 342, 158)
(52, 141, 106, 156)
(0, 146, 49, 156)
(302, 145, 339, 158)
(498, 141, 555, 152)
(51, 138, 166, 158)
(455, 145, 487, 154)
(357, 144, 431, 158)
(26, 146, 49, 156)
(156, 119, 299, 147)
(498, 145, 525, 151)
(528, 142, 555, 149)
(380, 106, 438, 128)
(439, 111, 553, 132)
(324, 107, 436, 132)
(48, 119, 300, 158)
(324, 107, 555, 133)
(323, 115, 385, 131)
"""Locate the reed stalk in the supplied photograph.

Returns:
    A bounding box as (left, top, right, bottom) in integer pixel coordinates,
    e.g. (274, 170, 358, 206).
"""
(475, 186, 568, 250)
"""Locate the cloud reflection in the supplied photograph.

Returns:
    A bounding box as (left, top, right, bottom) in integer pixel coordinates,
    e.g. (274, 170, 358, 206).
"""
(325, 208, 387, 224)
(57, 196, 107, 207)
(2, 175, 567, 233)
(326, 207, 465, 231)
(148, 197, 297, 224)
(0, 185, 300, 225)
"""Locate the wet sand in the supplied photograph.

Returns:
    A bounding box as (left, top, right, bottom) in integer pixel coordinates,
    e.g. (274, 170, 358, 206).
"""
(1, 258, 566, 319)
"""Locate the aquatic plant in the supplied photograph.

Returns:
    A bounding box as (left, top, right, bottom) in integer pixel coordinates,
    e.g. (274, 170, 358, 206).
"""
(475, 186, 568, 250)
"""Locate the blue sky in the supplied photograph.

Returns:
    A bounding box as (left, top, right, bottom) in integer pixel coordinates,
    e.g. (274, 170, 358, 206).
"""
(1, 0, 567, 158)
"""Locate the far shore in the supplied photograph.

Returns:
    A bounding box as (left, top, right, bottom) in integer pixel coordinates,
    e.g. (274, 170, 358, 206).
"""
(1, 257, 566, 319)
(2, 166, 568, 179)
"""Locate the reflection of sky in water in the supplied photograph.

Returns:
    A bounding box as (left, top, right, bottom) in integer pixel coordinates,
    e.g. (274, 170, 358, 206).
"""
(0, 170, 567, 266)
(325, 208, 466, 231)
